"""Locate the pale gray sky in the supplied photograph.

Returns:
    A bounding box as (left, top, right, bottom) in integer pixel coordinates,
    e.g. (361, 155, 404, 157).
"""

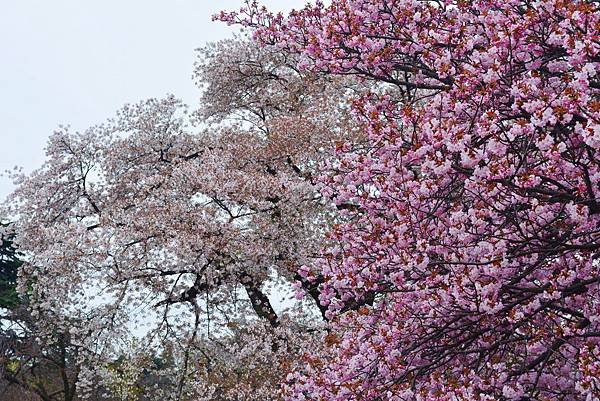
(0, 0, 308, 200)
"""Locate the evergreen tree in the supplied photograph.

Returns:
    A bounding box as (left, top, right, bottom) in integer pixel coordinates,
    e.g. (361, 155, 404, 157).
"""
(0, 223, 21, 309)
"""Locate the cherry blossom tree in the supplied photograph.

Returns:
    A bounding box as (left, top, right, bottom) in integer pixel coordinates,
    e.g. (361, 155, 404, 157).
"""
(0, 225, 109, 401)
(222, 1, 600, 400)
(4, 39, 364, 400)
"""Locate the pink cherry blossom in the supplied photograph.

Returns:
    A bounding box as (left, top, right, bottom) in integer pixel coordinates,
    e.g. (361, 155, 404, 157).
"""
(223, 1, 600, 400)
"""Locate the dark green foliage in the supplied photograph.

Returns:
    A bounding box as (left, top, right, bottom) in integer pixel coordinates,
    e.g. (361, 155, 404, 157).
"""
(0, 224, 21, 309)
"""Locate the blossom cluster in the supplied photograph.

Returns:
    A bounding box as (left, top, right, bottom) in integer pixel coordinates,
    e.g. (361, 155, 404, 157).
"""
(223, 1, 600, 400)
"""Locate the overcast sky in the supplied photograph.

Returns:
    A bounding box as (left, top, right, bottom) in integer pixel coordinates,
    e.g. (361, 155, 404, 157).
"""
(0, 0, 308, 201)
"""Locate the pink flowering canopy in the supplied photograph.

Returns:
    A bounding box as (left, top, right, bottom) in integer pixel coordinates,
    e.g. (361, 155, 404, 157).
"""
(5, 39, 368, 399)
(221, 1, 600, 400)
